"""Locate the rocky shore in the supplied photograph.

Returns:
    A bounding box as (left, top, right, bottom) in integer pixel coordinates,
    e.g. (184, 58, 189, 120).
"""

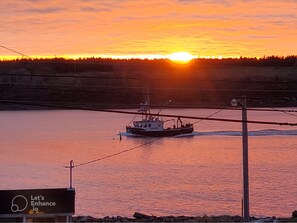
(73, 211, 297, 222)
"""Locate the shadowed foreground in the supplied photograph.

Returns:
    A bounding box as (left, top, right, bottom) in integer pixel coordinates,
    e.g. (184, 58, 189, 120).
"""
(73, 211, 297, 222)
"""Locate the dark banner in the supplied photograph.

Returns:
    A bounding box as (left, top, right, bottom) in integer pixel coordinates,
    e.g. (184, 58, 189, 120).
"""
(0, 188, 75, 216)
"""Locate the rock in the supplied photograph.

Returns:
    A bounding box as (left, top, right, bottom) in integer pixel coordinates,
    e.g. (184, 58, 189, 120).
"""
(232, 215, 243, 222)
(133, 212, 156, 220)
(73, 216, 84, 221)
(80, 216, 95, 222)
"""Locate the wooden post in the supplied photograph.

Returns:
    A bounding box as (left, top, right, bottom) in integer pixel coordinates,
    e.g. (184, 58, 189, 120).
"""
(242, 97, 250, 222)
(70, 160, 74, 189)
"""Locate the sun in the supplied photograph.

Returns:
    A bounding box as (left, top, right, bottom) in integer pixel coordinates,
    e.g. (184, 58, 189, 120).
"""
(168, 52, 195, 63)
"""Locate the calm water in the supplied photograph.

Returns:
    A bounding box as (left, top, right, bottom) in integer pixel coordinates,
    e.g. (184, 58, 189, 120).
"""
(0, 109, 296, 218)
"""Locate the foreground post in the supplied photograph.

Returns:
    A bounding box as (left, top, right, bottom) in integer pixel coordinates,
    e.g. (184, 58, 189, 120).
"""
(231, 98, 250, 222)
(242, 98, 250, 222)
(70, 160, 74, 188)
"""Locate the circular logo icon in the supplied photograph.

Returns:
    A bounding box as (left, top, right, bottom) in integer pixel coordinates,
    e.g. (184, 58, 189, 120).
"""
(11, 195, 28, 212)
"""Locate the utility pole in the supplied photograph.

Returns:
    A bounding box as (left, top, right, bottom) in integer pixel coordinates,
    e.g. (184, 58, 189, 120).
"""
(241, 97, 250, 222)
(231, 97, 250, 222)
(69, 160, 74, 189)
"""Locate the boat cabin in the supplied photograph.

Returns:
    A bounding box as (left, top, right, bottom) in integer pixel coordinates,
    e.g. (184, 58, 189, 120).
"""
(133, 119, 164, 131)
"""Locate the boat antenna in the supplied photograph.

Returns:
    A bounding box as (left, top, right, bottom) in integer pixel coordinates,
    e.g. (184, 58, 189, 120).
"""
(152, 99, 172, 119)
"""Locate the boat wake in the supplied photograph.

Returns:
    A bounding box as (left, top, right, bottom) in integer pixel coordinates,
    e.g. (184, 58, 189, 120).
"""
(197, 129, 297, 137)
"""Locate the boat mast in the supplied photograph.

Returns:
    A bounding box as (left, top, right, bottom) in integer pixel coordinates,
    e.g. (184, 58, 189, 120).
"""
(138, 89, 151, 120)
(144, 90, 150, 120)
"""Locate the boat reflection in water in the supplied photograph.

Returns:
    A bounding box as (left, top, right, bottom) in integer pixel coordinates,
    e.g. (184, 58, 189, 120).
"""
(126, 96, 194, 137)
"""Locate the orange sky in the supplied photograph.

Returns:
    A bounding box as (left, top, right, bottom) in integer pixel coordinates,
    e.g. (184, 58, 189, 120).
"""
(1, 0, 297, 59)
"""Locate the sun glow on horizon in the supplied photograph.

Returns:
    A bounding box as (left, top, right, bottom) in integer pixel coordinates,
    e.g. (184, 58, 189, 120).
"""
(167, 52, 196, 63)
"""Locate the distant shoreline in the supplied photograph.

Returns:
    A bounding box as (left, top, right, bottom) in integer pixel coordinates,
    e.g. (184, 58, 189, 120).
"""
(1, 59, 296, 109)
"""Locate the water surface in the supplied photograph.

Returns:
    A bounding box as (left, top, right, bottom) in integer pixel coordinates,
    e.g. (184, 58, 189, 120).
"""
(0, 109, 296, 218)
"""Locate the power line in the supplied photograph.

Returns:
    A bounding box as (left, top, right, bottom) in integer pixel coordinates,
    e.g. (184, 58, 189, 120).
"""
(270, 107, 297, 118)
(192, 109, 224, 125)
(2, 83, 297, 112)
(0, 73, 135, 80)
(65, 138, 162, 168)
(102, 108, 297, 126)
(1, 78, 296, 115)
(64, 106, 293, 169)
(0, 45, 31, 58)
(0, 72, 297, 84)
(65, 109, 228, 168)
(2, 96, 295, 113)
(0, 73, 297, 85)
(0, 97, 295, 170)
(2, 82, 297, 94)
(147, 105, 297, 113)
(0, 99, 296, 126)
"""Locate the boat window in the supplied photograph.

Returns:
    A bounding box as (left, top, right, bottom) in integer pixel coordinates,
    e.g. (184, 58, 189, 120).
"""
(139, 124, 142, 127)
(148, 124, 151, 127)
(144, 124, 147, 127)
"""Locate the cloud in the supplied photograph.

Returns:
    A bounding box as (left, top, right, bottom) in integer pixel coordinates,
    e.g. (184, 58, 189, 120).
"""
(247, 13, 297, 19)
(178, 0, 233, 6)
(247, 35, 276, 39)
(1, 0, 296, 58)
(24, 0, 50, 2)
(22, 7, 65, 14)
(80, 6, 110, 12)
(188, 14, 229, 20)
(116, 14, 177, 21)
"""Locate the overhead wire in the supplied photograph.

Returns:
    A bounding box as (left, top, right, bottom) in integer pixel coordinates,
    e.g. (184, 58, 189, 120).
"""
(0, 81, 270, 91)
(1, 96, 295, 112)
(1, 82, 297, 113)
(64, 108, 224, 169)
(0, 94, 296, 169)
(65, 108, 227, 168)
(2, 45, 296, 168)
(0, 73, 136, 80)
(0, 45, 31, 58)
(62, 105, 296, 169)
(1, 72, 297, 85)
(65, 138, 162, 168)
(0, 99, 296, 126)
(270, 107, 297, 118)
(2, 95, 296, 113)
(1, 82, 297, 93)
(192, 109, 224, 125)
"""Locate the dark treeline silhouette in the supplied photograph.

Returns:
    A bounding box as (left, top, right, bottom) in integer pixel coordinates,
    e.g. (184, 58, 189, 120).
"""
(1, 55, 297, 70)
(0, 56, 296, 109)
(0, 55, 297, 75)
(196, 55, 297, 67)
(1, 55, 297, 64)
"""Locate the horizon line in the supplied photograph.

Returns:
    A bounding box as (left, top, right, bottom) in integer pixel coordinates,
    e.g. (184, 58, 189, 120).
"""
(1, 54, 296, 61)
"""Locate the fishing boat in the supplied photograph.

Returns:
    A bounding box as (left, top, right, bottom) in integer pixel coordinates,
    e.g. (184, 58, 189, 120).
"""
(126, 96, 194, 137)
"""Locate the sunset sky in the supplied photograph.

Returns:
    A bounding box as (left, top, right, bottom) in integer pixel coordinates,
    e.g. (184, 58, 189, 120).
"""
(1, 0, 296, 59)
